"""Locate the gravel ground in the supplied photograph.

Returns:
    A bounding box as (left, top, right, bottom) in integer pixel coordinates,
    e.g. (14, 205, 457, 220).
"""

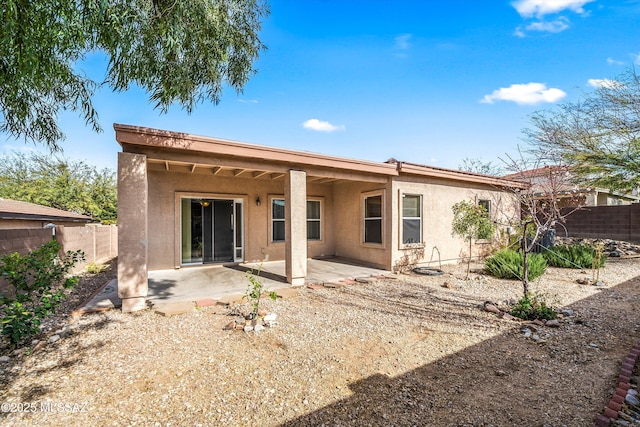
(0, 256, 639, 426)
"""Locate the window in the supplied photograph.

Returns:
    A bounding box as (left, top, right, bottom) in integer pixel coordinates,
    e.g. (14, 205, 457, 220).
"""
(478, 199, 491, 215)
(364, 195, 383, 244)
(272, 199, 285, 242)
(402, 194, 422, 244)
(307, 200, 321, 240)
(271, 198, 322, 242)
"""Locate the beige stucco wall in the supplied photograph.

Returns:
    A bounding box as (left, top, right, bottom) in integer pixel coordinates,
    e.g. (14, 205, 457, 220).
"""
(146, 166, 337, 271)
(391, 175, 519, 269)
(331, 180, 393, 270)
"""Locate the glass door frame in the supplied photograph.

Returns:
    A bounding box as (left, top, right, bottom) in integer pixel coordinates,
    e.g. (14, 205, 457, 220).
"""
(177, 193, 245, 266)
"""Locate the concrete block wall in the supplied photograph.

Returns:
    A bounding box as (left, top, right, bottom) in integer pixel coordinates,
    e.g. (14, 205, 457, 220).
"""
(561, 204, 640, 243)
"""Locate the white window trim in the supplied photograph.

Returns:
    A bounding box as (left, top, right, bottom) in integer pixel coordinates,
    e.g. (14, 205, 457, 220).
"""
(400, 193, 423, 248)
(361, 190, 385, 248)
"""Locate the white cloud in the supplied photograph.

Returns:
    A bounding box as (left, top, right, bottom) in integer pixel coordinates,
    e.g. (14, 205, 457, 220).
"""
(514, 26, 526, 38)
(238, 99, 259, 104)
(481, 83, 567, 105)
(607, 57, 625, 66)
(394, 34, 412, 50)
(587, 78, 623, 88)
(525, 19, 569, 33)
(512, 0, 594, 18)
(302, 119, 345, 132)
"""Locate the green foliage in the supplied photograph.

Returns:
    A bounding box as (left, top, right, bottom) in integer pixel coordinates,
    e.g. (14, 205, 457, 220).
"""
(0, 152, 117, 223)
(0, 241, 84, 345)
(0, 0, 269, 149)
(543, 244, 607, 269)
(484, 249, 547, 281)
(526, 67, 640, 193)
(451, 200, 496, 241)
(243, 267, 277, 318)
(510, 293, 558, 321)
(85, 262, 107, 274)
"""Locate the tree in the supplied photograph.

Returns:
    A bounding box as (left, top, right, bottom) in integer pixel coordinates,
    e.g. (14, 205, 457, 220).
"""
(458, 158, 504, 176)
(525, 67, 640, 193)
(0, 152, 117, 223)
(451, 200, 495, 279)
(501, 151, 584, 296)
(0, 0, 269, 150)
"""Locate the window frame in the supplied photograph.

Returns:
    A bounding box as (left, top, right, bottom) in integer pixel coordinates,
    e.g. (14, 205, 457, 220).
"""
(400, 193, 423, 246)
(269, 196, 324, 243)
(306, 199, 322, 241)
(362, 191, 384, 246)
(478, 199, 491, 216)
(270, 197, 286, 243)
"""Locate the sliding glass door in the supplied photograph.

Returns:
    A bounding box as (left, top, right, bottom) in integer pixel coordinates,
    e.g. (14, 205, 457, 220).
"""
(181, 198, 243, 265)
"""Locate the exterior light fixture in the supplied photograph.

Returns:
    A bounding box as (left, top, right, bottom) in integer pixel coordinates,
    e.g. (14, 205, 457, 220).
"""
(200, 199, 210, 207)
(256, 197, 261, 206)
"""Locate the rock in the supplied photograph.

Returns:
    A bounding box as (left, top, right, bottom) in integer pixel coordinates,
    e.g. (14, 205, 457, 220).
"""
(626, 393, 640, 406)
(627, 389, 638, 397)
(588, 343, 599, 348)
(441, 282, 452, 289)
(610, 250, 621, 257)
(303, 398, 309, 405)
(60, 328, 74, 338)
(0, 356, 10, 363)
(533, 320, 545, 326)
(521, 328, 532, 338)
(31, 339, 40, 346)
(532, 334, 540, 341)
(254, 324, 265, 332)
(264, 313, 277, 322)
(545, 319, 560, 327)
(265, 320, 278, 328)
(257, 310, 268, 317)
(576, 278, 590, 285)
(495, 370, 506, 377)
(11, 348, 24, 356)
(48, 334, 60, 344)
(34, 341, 47, 351)
(243, 325, 254, 332)
(594, 280, 606, 287)
(500, 313, 516, 321)
(484, 302, 501, 314)
(560, 309, 574, 317)
(223, 321, 236, 330)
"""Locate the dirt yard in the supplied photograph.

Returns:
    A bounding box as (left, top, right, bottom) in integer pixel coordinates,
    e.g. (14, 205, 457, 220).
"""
(0, 256, 639, 426)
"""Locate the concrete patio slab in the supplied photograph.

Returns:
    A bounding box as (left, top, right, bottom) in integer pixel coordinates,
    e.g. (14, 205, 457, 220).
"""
(153, 301, 196, 316)
(77, 258, 389, 313)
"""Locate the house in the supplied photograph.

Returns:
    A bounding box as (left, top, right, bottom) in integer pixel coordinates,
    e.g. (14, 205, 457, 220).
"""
(115, 124, 524, 312)
(0, 198, 95, 229)
(503, 166, 640, 207)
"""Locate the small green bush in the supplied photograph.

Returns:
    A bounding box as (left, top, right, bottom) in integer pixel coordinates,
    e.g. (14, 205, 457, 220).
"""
(542, 244, 606, 269)
(484, 249, 547, 281)
(86, 261, 107, 274)
(511, 293, 558, 321)
(0, 241, 84, 345)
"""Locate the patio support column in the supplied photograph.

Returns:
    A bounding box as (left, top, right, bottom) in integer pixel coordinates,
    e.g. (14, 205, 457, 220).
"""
(285, 169, 307, 286)
(117, 152, 148, 312)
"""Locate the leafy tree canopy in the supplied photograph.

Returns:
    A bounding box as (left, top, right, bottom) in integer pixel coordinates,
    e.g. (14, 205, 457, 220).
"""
(525, 67, 640, 193)
(0, 0, 269, 149)
(0, 152, 117, 223)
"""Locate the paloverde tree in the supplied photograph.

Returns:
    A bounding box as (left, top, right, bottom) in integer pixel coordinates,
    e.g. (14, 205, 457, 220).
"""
(0, 0, 269, 149)
(458, 158, 504, 177)
(0, 152, 117, 223)
(525, 67, 640, 193)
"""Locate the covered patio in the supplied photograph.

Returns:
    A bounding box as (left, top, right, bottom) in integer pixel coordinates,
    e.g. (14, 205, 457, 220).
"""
(146, 258, 390, 303)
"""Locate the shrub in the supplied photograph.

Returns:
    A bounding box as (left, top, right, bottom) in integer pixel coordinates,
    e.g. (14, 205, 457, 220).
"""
(0, 241, 84, 345)
(484, 249, 547, 281)
(542, 243, 606, 269)
(511, 293, 558, 321)
(86, 261, 107, 274)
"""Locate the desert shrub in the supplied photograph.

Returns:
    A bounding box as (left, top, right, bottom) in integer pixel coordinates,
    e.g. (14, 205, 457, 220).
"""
(542, 243, 606, 269)
(0, 241, 84, 345)
(86, 261, 107, 274)
(511, 293, 558, 321)
(484, 249, 547, 281)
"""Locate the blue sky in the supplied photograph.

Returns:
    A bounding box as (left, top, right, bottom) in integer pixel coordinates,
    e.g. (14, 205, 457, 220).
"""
(2, 0, 640, 171)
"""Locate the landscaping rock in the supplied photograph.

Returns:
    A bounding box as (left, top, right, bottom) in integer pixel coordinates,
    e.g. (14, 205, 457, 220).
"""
(0, 356, 9, 363)
(521, 328, 532, 338)
(560, 309, 574, 317)
(48, 334, 61, 344)
(545, 319, 560, 327)
(243, 325, 253, 332)
(484, 302, 501, 314)
(626, 393, 640, 406)
(254, 324, 265, 332)
(223, 321, 236, 330)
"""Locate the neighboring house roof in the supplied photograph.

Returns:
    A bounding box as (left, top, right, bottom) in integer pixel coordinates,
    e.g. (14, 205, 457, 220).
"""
(114, 123, 525, 189)
(0, 199, 94, 223)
